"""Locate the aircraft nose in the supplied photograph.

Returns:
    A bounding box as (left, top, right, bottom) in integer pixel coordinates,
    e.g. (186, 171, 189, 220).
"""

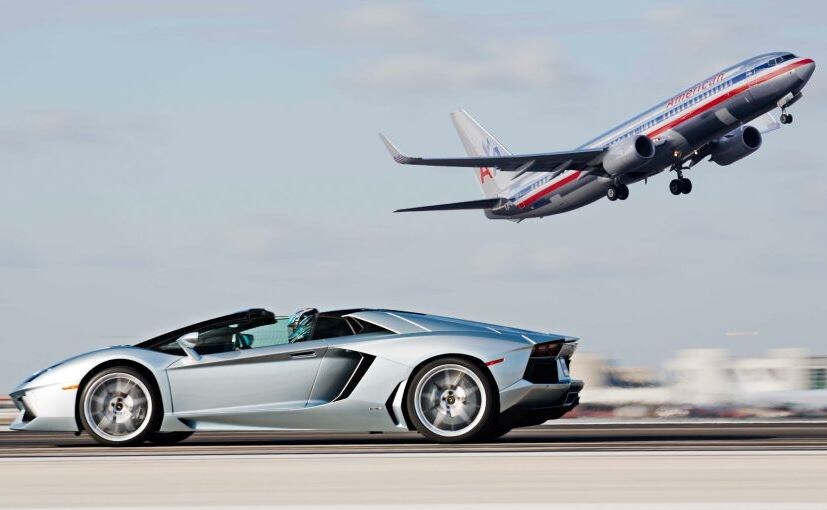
(796, 59, 815, 86)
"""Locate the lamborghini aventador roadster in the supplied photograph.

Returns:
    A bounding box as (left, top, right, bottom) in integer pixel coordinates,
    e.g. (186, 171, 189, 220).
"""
(10, 308, 582, 445)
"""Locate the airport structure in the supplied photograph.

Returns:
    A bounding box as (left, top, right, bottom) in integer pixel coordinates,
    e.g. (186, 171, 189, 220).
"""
(573, 348, 827, 416)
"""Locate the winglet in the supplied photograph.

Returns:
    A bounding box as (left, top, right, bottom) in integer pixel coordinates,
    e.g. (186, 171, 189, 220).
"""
(379, 133, 413, 164)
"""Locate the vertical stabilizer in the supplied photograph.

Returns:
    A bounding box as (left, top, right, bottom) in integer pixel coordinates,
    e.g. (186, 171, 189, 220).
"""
(450, 109, 513, 198)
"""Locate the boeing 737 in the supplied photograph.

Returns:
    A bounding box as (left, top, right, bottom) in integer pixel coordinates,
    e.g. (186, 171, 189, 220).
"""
(380, 52, 815, 220)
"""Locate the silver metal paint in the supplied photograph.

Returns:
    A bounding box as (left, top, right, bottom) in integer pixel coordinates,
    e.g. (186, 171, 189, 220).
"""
(11, 310, 582, 435)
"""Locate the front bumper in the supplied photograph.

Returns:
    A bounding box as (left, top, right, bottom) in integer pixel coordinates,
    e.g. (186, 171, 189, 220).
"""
(9, 383, 79, 432)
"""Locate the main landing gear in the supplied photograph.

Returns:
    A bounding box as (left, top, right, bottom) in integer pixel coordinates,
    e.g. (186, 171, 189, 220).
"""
(669, 166, 692, 196)
(607, 183, 629, 201)
(780, 111, 794, 124)
(669, 178, 692, 195)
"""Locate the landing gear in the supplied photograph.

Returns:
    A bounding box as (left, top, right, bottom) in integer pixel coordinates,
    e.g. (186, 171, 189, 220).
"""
(780, 112, 793, 124)
(669, 163, 692, 196)
(669, 178, 692, 195)
(607, 183, 629, 202)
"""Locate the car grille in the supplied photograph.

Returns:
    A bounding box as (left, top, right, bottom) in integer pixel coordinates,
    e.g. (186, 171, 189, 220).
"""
(13, 396, 36, 422)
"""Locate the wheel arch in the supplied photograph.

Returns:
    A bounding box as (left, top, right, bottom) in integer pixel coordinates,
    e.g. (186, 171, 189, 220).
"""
(400, 353, 500, 431)
(73, 359, 164, 432)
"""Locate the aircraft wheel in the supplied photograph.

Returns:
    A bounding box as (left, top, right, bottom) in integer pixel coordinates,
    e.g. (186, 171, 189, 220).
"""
(607, 186, 619, 201)
(680, 178, 692, 194)
(780, 113, 793, 124)
(618, 184, 629, 200)
(669, 179, 682, 196)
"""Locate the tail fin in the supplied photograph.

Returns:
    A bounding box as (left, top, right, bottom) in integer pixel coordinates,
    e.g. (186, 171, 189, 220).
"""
(450, 109, 513, 198)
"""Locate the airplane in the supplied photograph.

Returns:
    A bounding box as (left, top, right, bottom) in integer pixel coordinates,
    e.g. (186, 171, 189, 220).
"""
(380, 52, 815, 221)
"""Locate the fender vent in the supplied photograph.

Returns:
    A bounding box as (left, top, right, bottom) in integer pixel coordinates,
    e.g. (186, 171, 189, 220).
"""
(332, 354, 375, 402)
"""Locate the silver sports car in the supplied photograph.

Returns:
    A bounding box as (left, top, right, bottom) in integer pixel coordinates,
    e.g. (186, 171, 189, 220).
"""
(10, 308, 582, 445)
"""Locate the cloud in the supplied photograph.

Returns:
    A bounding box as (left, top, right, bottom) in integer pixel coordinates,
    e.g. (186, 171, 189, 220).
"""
(349, 37, 579, 91)
(472, 242, 660, 280)
(307, 3, 585, 93)
(0, 110, 156, 150)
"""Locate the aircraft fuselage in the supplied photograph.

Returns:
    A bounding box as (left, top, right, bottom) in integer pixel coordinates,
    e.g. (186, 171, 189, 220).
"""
(494, 53, 815, 219)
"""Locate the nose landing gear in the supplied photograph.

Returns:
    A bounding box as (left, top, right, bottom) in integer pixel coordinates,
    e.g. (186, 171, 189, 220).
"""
(778, 91, 802, 125)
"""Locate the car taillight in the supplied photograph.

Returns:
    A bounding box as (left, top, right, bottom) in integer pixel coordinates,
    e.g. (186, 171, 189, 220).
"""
(531, 341, 563, 357)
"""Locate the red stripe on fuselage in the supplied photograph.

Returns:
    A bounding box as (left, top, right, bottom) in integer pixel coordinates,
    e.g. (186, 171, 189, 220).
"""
(514, 58, 812, 209)
(517, 170, 581, 208)
(647, 58, 812, 138)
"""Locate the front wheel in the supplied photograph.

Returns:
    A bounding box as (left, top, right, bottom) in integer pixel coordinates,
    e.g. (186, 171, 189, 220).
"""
(79, 367, 160, 446)
(406, 357, 497, 443)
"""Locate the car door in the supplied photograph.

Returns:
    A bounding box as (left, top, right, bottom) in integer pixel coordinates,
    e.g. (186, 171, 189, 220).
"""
(165, 318, 327, 417)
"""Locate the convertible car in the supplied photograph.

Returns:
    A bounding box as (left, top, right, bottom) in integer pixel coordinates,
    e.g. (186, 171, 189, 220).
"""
(10, 308, 582, 445)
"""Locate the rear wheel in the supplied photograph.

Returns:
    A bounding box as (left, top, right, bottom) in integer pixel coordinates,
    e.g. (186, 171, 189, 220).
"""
(79, 367, 160, 446)
(406, 357, 496, 443)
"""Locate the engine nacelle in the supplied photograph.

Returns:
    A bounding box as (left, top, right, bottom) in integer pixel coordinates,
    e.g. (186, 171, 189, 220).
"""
(602, 135, 656, 177)
(710, 125, 762, 166)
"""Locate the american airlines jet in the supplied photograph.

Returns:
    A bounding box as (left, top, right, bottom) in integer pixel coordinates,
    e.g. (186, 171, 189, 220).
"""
(381, 52, 815, 220)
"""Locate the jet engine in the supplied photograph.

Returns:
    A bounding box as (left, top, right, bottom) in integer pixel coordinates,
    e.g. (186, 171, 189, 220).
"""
(709, 125, 762, 166)
(602, 135, 656, 176)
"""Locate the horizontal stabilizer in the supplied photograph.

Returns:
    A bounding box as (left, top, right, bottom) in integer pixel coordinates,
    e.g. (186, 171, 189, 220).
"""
(395, 198, 503, 213)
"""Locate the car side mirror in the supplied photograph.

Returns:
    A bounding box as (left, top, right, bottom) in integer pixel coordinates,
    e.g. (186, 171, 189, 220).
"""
(176, 332, 201, 362)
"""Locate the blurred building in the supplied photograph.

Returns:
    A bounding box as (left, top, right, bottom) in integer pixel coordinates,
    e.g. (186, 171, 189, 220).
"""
(572, 348, 827, 413)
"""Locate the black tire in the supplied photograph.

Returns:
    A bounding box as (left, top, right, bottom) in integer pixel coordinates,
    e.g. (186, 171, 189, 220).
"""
(147, 431, 194, 445)
(669, 179, 682, 195)
(680, 178, 692, 194)
(607, 186, 619, 201)
(618, 184, 629, 200)
(405, 357, 497, 443)
(78, 366, 161, 446)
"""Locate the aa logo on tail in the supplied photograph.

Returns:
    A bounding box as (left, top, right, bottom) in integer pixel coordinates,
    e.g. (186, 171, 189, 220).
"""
(479, 138, 500, 183)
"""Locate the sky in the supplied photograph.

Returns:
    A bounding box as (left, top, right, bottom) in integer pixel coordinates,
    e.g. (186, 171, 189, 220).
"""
(1, 1, 826, 390)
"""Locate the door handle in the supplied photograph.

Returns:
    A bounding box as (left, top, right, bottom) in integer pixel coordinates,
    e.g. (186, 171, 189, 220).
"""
(289, 350, 317, 359)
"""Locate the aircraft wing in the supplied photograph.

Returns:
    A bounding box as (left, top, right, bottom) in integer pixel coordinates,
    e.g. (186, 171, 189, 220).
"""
(380, 134, 604, 172)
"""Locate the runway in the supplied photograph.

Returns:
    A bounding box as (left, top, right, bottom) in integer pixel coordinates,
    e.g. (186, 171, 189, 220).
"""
(0, 421, 825, 508)
(2, 420, 826, 457)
